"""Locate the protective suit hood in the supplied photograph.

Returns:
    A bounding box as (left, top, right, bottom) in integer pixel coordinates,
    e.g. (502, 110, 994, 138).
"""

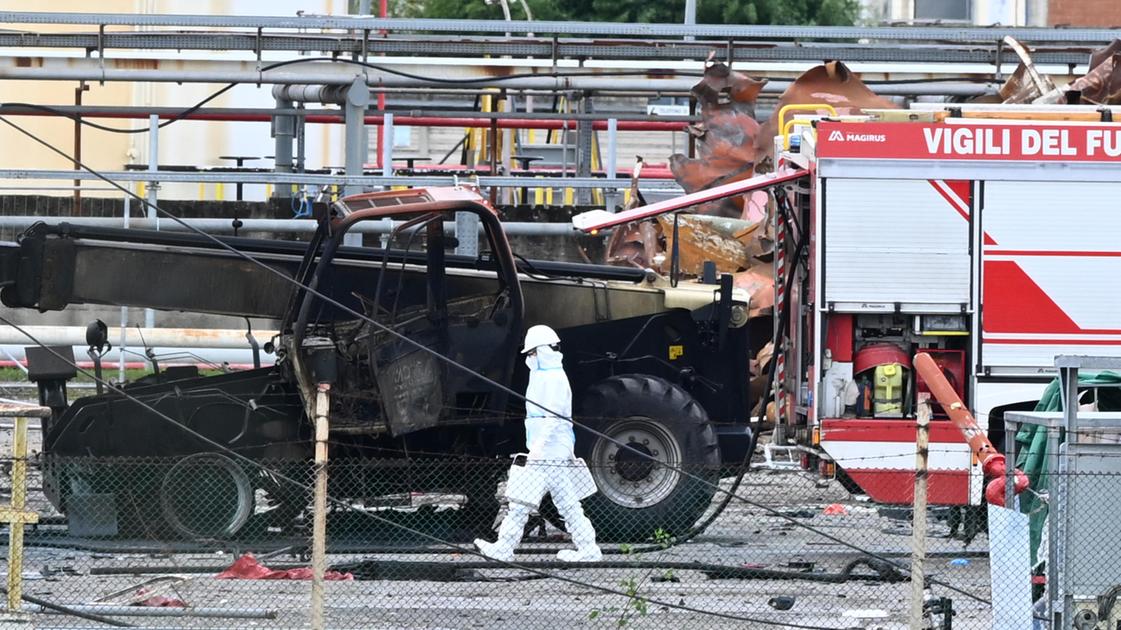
(530, 345, 564, 370)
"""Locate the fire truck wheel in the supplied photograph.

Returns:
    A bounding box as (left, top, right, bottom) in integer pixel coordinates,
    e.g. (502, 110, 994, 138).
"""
(564, 374, 720, 543)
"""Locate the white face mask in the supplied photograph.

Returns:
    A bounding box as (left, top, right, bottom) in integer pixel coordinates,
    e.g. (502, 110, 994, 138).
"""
(525, 353, 539, 371)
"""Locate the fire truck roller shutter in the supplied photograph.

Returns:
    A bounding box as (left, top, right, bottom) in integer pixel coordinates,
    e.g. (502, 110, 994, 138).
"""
(823, 178, 971, 313)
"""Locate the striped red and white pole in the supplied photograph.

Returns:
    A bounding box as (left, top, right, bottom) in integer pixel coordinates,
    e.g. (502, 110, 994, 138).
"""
(773, 192, 786, 426)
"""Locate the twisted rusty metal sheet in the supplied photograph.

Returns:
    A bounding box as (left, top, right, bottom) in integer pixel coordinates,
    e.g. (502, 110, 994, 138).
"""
(999, 37, 1121, 105)
(755, 60, 898, 171)
(668, 62, 766, 219)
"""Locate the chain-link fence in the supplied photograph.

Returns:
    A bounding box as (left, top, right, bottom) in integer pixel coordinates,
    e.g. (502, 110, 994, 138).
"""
(1, 431, 1073, 630)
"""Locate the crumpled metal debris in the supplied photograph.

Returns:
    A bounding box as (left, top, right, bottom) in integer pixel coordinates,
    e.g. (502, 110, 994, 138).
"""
(606, 62, 778, 315)
(749, 341, 775, 413)
(1046, 39, 1121, 104)
(998, 36, 1057, 103)
(603, 217, 662, 270)
(654, 214, 755, 276)
(603, 158, 663, 269)
(668, 61, 767, 218)
(999, 37, 1121, 105)
(607, 61, 892, 319)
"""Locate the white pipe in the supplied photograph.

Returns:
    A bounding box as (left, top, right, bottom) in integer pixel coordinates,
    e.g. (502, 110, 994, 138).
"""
(0, 345, 259, 369)
(683, 0, 696, 42)
(0, 56, 1000, 96)
(0, 326, 277, 349)
(26, 604, 277, 619)
(145, 114, 158, 330)
(120, 189, 130, 383)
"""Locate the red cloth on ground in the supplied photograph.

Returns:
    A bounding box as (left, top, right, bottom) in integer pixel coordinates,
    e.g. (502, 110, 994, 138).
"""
(216, 553, 354, 581)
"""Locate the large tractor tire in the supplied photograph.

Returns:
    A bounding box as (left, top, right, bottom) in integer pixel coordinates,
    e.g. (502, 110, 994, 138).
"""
(568, 375, 721, 542)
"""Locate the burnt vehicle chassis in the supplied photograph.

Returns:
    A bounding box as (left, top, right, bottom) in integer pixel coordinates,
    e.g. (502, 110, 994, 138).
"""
(1, 186, 756, 543)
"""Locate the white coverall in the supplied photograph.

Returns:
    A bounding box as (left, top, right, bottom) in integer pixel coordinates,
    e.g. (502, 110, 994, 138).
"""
(474, 345, 602, 562)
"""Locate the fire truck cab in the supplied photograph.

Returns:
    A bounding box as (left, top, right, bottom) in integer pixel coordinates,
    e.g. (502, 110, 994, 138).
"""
(779, 106, 1121, 505)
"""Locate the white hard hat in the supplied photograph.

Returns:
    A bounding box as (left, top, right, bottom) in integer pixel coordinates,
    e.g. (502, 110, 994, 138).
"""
(521, 324, 560, 354)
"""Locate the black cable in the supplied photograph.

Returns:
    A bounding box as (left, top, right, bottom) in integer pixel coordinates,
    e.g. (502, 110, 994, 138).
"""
(512, 252, 569, 281)
(0, 585, 133, 627)
(5, 89, 235, 134)
(87, 558, 904, 583)
(765, 192, 807, 418)
(0, 114, 989, 607)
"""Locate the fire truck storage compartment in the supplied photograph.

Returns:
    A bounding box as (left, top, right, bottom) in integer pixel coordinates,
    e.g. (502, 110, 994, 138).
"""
(980, 180, 1121, 370)
(818, 311, 970, 420)
(822, 178, 971, 313)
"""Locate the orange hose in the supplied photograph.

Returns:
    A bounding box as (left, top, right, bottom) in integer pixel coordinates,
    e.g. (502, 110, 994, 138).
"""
(913, 352, 1028, 505)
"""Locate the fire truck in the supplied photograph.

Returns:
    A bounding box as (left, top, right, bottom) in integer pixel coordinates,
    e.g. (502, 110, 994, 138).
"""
(575, 105, 1121, 507)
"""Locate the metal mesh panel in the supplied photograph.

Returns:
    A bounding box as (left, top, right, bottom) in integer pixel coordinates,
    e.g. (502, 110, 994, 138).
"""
(0, 444, 1039, 629)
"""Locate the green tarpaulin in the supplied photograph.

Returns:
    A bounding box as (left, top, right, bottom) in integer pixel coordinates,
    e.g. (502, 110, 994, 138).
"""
(1015, 371, 1121, 567)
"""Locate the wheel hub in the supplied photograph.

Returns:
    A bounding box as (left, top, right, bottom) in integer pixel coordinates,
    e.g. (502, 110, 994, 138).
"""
(590, 418, 683, 508)
(614, 443, 654, 481)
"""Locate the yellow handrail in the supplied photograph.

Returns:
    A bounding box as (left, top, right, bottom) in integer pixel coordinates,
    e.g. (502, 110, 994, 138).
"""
(778, 103, 838, 150)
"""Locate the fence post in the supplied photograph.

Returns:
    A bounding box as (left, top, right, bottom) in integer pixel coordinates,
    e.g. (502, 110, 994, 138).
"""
(310, 384, 331, 630)
(1, 404, 49, 613)
(909, 393, 932, 629)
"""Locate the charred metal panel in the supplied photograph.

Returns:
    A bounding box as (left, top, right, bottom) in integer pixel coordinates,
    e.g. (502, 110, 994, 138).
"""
(43, 367, 306, 458)
(69, 245, 294, 317)
(1, 234, 295, 318)
(372, 338, 445, 436)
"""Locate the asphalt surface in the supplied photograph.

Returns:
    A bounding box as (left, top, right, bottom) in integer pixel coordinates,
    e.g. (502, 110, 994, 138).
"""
(1, 442, 996, 630)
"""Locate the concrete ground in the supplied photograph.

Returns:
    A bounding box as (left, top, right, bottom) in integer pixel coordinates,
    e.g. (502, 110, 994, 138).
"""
(3, 456, 994, 630)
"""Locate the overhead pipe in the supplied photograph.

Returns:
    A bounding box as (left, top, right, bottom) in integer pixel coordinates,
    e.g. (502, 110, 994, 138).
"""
(0, 56, 702, 89)
(912, 352, 1029, 506)
(0, 106, 692, 131)
(272, 84, 351, 105)
(0, 168, 685, 190)
(0, 56, 998, 97)
(0, 11, 1113, 43)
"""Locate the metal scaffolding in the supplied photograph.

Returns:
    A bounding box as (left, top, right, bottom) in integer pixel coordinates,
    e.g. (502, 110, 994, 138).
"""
(1, 10, 1115, 42)
(0, 10, 1108, 213)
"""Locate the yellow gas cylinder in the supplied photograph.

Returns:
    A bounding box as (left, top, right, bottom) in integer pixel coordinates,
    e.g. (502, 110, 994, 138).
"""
(873, 363, 905, 417)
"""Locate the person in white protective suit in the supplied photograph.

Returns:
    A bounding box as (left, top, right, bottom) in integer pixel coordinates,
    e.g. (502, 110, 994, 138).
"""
(474, 324, 603, 562)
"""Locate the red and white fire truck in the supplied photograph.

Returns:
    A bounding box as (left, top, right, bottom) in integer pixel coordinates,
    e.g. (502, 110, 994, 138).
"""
(576, 106, 1121, 507)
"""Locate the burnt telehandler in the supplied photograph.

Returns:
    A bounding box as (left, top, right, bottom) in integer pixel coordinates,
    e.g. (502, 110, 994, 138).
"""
(0, 185, 757, 543)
